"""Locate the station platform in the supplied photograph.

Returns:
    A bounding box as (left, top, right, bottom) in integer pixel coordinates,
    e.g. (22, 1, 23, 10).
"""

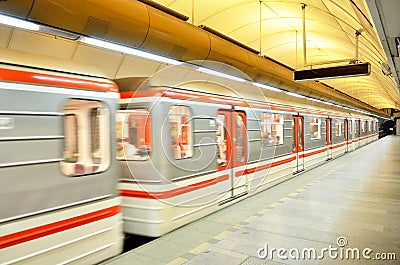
(103, 136, 400, 264)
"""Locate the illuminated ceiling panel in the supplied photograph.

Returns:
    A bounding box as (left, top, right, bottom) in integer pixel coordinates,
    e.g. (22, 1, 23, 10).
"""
(157, 0, 400, 110)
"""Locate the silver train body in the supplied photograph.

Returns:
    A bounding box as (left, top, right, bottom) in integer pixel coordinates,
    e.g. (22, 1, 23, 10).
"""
(0, 63, 123, 264)
(116, 67, 379, 237)
(0, 58, 379, 264)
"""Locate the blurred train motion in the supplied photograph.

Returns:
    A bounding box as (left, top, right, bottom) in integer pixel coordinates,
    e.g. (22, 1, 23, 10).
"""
(0, 0, 388, 263)
(115, 66, 379, 237)
(0, 58, 123, 264)
(0, 55, 379, 264)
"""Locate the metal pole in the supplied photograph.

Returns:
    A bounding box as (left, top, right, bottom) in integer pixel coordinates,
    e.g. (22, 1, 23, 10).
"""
(355, 30, 361, 61)
(302, 4, 307, 66)
(296, 30, 299, 69)
(259, 0, 262, 54)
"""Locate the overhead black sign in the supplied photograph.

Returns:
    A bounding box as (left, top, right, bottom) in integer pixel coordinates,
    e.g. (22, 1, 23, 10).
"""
(294, 63, 371, 81)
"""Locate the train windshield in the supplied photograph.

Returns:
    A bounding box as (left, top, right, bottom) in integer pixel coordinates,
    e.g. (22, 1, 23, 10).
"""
(116, 109, 152, 160)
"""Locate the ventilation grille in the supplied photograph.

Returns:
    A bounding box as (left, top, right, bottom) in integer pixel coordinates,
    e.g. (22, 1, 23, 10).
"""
(83, 16, 110, 38)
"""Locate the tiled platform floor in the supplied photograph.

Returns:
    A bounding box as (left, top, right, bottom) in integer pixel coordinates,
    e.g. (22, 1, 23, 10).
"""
(104, 136, 400, 264)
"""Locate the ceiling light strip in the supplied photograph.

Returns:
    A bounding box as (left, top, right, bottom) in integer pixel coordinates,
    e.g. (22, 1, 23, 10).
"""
(0, 14, 39, 31)
(0, 14, 389, 120)
(80, 37, 181, 66)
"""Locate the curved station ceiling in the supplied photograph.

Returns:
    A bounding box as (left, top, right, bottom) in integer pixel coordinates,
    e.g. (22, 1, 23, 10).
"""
(0, 0, 399, 114)
(157, 0, 399, 110)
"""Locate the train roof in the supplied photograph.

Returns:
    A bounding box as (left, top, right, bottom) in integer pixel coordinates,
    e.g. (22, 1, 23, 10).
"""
(0, 48, 118, 92)
(0, 48, 110, 77)
(116, 65, 376, 120)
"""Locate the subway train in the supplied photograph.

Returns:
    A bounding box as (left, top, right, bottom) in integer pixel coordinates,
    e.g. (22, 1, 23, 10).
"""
(0, 58, 379, 263)
(0, 61, 123, 264)
(115, 64, 379, 237)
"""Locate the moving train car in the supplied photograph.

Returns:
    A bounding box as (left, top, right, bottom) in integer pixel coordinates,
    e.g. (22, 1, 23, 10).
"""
(0, 53, 123, 264)
(116, 65, 378, 237)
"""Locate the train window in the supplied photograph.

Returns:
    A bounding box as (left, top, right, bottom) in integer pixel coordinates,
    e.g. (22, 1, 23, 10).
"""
(310, 117, 321, 140)
(236, 114, 245, 163)
(61, 99, 110, 176)
(216, 114, 227, 165)
(169, 106, 193, 159)
(349, 120, 353, 137)
(361, 120, 365, 133)
(129, 118, 138, 146)
(261, 113, 283, 146)
(90, 108, 101, 164)
(64, 114, 78, 163)
(335, 119, 342, 136)
(368, 121, 372, 132)
(116, 109, 151, 160)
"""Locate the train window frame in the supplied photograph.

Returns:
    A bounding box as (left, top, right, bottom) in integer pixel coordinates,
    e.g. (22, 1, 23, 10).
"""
(260, 113, 284, 146)
(116, 109, 152, 161)
(335, 119, 342, 137)
(216, 113, 228, 166)
(169, 105, 193, 160)
(60, 99, 110, 177)
(236, 113, 246, 163)
(310, 117, 322, 140)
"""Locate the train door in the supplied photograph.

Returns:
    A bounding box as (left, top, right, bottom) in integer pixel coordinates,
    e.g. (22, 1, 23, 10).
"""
(293, 116, 304, 173)
(344, 119, 349, 152)
(216, 109, 247, 199)
(326, 118, 332, 160)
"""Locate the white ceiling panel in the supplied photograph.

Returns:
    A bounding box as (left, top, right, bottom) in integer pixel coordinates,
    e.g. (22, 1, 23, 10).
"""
(0, 25, 12, 48)
(9, 30, 77, 60)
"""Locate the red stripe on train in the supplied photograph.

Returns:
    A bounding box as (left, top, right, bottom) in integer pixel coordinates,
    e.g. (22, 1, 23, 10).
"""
(120, 134, 379, 199)
(331, 142, 346, 149)
(0, 205, 120, 249)
(300, 148, 327, 158)
(0, 68, 118, 92)
(236, 156, 296, 177)
(121, 174, 230, 199)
